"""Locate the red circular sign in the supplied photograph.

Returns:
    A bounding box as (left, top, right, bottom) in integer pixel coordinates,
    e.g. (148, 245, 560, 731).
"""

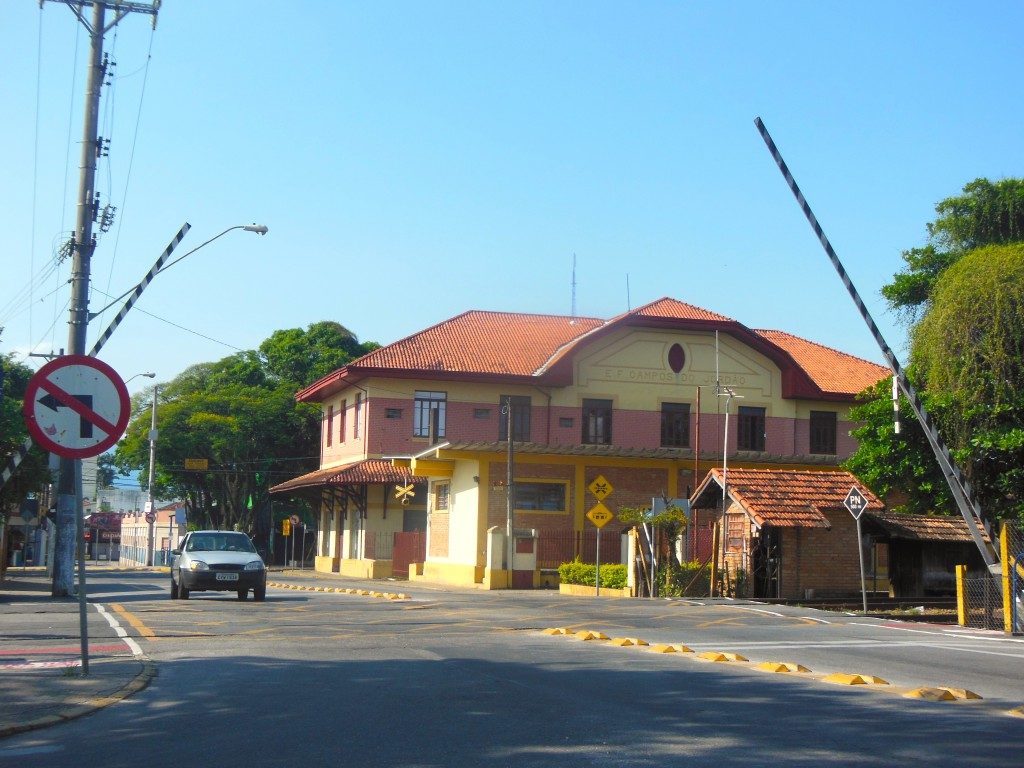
(23, 355, 131, 459)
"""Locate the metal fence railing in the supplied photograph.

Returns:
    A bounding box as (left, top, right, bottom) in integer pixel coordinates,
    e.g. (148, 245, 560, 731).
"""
(1007, 522, 1023, 634)
(536, 529, 625, 569)
(961, 573, 1004, 631)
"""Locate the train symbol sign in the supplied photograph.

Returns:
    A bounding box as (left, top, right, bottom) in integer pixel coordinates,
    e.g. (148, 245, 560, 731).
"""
(23, 355, 130, 459)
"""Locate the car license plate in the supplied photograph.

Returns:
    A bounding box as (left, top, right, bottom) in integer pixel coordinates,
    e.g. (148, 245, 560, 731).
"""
(216, 573, 239, 582)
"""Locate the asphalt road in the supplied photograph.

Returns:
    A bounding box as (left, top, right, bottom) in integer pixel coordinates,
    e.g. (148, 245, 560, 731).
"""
(2, 569, 1022, 767)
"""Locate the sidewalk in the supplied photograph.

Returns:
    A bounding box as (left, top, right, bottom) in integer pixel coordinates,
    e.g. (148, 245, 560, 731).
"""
(0, 568, 155, 739)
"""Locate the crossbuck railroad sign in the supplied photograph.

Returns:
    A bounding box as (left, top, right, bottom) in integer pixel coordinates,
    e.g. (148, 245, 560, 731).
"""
(587, 475, 613, 501)
(395, 483, 416, 505)
(23, 355, 130, 459)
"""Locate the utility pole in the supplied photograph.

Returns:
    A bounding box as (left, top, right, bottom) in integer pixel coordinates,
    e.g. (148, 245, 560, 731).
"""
(43, 1, 160, 602)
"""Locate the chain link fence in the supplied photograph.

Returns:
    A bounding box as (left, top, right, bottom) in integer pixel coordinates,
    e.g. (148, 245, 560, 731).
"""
(960, 522, 1022, 633)
(961, 572, 1004, 631)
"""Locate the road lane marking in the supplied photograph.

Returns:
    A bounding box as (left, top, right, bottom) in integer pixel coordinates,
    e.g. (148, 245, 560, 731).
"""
(727, 606, 785, 617)
(110, 603, 156, 644)
(95, 604, 144, 655)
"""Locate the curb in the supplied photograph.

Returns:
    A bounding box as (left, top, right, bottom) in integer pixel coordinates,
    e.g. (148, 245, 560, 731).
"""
(0, 659, 157, 739)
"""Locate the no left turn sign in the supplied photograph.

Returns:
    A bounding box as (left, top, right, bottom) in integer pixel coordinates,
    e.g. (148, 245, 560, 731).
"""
(23, 355, 131, 459)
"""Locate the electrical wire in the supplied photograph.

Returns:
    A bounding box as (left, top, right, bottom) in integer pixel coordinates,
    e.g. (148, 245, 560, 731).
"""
(89, 287, 244, 352)
(29, 7, 45, 347)
(54, 18, 82, 357)
(94, 25, 156, 341)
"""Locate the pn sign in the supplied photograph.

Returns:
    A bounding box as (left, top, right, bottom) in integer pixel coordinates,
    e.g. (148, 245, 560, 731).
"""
(844, 486, 869, 520)
(23, 355, 130, 459)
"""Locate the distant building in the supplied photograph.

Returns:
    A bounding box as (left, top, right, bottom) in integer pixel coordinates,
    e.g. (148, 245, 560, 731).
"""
(271, 298, 889, 589)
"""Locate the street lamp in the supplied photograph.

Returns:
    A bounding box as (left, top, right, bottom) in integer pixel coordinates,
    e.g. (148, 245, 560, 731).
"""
(88, 224, 270, 321)
(155, 223, 269, 275)
(146, 382, 159, 566)
(714, 387, 742, 598)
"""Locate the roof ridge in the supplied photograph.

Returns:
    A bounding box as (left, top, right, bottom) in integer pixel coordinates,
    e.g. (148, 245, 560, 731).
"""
(754, 328, 889, 371)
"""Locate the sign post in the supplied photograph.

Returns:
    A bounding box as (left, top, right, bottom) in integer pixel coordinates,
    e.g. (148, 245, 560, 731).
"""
(844, 486, 870, 613)
(22, 355, 130, 675)
(587, 475, 615, 596)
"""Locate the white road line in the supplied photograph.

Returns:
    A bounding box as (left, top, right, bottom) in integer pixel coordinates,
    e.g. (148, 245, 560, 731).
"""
(799, 616, 831, 624)
(877, 623, 1024, 643)
(93, 603, 144, 657)
(726, 606, 785, 617)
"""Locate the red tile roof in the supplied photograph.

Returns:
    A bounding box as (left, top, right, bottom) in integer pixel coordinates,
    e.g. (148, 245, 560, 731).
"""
(344, 310, 604, 377)
(270, 459, 423, 493)
(865, 511, 980, 543)
(754, 330, 889, 396)
(297, 298, 888, 402)
(692, 468, 883, 529)
(621, 297, 735, 323)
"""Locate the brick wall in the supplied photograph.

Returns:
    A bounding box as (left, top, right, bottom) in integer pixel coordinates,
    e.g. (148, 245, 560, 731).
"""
(429, 512, 449, 558)
(779, 509, 863, 599)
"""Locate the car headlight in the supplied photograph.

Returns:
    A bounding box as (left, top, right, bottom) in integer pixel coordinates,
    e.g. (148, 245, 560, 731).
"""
(244, 560, 264, 571)
(189, 560, 209, 571)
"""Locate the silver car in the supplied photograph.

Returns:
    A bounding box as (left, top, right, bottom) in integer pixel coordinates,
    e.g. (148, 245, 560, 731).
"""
(171, 530, 267, 601)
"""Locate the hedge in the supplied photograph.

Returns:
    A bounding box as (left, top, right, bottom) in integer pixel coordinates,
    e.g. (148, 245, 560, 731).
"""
(558, 560, 628, 590)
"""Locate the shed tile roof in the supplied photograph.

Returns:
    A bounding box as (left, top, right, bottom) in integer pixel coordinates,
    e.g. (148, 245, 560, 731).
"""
(693, 468, 883, 529)
(754, 329, 889, 396)
(270, 459, 423, 494)
(864, 511, 980, 543)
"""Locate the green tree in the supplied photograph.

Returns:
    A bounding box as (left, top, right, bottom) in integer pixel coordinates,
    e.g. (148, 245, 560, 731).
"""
(909, 243, 1024, 522)
(883, 178, 1024, 318)
(113, 322, 378, 546)
(845, 376, 953, 516)
(0, 355, 50, 517)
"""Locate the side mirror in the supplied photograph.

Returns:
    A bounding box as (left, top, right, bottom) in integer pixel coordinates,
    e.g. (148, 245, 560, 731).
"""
(171, 549, 181, 556)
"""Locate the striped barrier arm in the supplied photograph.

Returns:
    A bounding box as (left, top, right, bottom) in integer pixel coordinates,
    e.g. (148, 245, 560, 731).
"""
(88, 222, 191, 357)
(754, 117, 998, 569)
(1, 224, 191, 493)
(0, 437, 34, 493)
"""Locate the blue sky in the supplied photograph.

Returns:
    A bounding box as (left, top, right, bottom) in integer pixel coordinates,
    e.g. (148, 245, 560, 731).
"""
(3, 1, 1022, 396)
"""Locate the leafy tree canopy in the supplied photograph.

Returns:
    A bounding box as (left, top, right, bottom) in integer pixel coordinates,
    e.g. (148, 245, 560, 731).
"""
(113, 322, 377, 544)
(845, 376, 953, 516)
(0, 354, 50, 514)
(882, 178, 1024, 318)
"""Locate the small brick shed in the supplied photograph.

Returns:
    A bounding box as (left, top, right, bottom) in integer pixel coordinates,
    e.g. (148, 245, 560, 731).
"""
(689, 468, 884, 600)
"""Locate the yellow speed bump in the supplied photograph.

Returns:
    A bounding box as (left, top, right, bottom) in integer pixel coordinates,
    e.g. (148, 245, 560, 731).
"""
(823, 673, 890, 686)
(1008, 706, 1024, 718)
(649, 643, 693, 654)
(648, 644, 679, 653)
(942, 688, 982, 700)
(905, 688, 956, 702)
(575, 630, 609, 641)
(698, 651, 748, 662)
(609, 638, 649, 647)
(542, 627, 570, 636)
(756, 662, 811, 674)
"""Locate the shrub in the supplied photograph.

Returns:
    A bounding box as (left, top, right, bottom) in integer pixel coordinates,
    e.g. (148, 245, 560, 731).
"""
(558, 559, 628, 590)
(660, 560, 710, 597)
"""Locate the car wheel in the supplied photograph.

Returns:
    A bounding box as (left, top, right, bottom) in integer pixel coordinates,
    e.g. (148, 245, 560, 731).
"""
(170, 577, 179, 599)
(237, 588, 248, 600)
(253, 585, 266, 602)
(180, 583, 190, 600)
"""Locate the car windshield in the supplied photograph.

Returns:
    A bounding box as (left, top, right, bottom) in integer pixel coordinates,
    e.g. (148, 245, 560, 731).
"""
(186, 533, 256, 553)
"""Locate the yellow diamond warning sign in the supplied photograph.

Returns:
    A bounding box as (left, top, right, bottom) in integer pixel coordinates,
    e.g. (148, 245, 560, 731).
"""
(587, 475, 613, 501)
(586, 502, 614, 529)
